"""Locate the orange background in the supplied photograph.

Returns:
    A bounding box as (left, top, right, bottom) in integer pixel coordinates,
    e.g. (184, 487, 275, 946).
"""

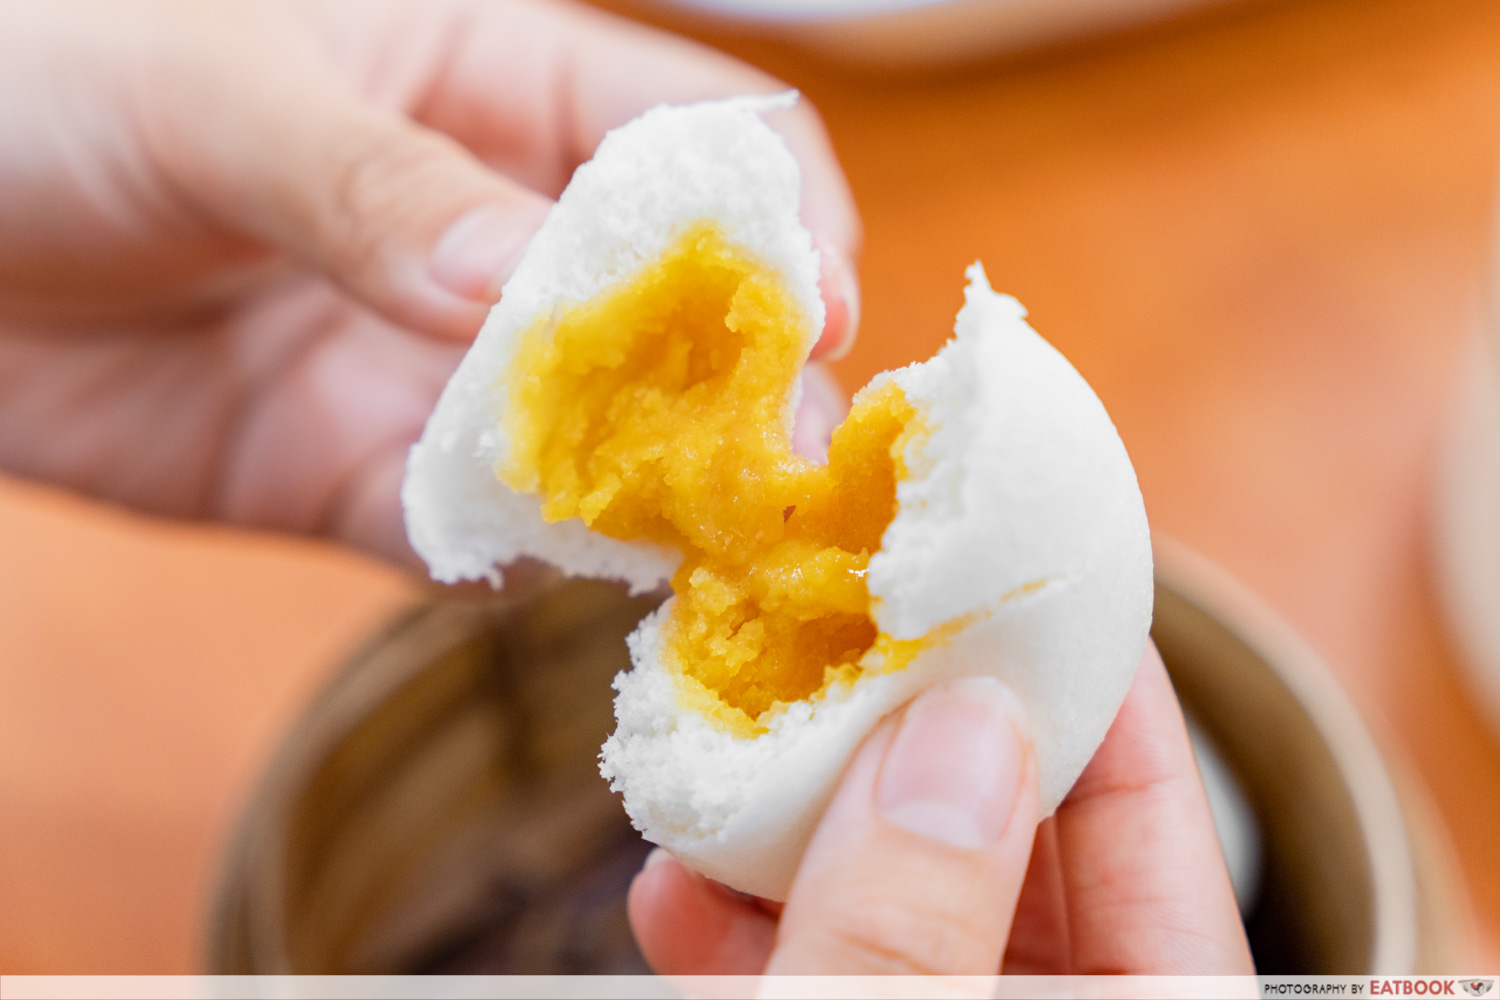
(4, 0, 1500, 971)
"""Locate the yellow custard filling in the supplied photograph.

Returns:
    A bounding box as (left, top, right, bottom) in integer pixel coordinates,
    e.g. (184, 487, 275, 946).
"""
(501, 223, 925, 736)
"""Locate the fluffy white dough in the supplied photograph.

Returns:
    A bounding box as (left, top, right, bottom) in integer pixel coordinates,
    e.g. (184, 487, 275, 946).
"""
(402, 94, 822, 591)
(601, 266, 1152, 901)
(402, 95, 1153, 902)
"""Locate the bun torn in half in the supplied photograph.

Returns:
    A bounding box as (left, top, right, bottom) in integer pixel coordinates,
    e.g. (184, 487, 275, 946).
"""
(402, 95, 1153, 901)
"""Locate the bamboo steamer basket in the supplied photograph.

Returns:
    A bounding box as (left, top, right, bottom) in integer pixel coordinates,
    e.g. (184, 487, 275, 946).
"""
(208, 542, 1466, 974)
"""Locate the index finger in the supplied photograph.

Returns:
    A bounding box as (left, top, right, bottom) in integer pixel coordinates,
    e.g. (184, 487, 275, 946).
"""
(1015, 644, 1254, 973)
(303, 0, 861, 356)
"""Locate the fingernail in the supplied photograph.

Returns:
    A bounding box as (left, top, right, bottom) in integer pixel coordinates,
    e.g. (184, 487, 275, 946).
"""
(643, 847, 673, 869)
(430, 202, 548, 302)
(814, 242, 860, 361)
(876, 678, 1029, 849)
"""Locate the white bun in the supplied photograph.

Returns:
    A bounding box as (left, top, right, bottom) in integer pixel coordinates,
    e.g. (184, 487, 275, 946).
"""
(601, 266, 1152, 900)
(402, 97, 1152, 902)
(402, 94, 821, 591)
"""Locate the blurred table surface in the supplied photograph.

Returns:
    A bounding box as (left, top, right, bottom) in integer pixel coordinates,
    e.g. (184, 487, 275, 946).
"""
(4, 0, 1500, 973)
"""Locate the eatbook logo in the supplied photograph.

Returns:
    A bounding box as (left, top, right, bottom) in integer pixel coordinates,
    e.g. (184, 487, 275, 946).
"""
(1462, 981, 1495, 998)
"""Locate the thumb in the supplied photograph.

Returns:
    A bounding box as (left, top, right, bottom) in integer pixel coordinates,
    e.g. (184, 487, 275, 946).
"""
(149, 28, 551, 339)
(766, 678, 1040, 975)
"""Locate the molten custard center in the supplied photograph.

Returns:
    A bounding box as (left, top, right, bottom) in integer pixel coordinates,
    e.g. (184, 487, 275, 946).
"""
(502, 224, 923, 735)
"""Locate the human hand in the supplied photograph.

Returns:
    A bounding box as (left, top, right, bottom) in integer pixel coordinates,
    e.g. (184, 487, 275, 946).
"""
(627, 645, 1256, 975)
(0, 0, 859, 565)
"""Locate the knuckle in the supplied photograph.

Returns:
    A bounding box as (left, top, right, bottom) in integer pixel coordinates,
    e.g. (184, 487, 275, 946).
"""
(815, 893, 995, 975)
(326, 128, 458, 268)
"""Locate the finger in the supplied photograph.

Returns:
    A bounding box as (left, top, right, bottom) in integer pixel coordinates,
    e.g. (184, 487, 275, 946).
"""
(791, 362, 849, 463)
(813, 238, 860, 361)
(628, 849, 777, 975)
(357, 0, 861, 249)
(1050, 644, 1253, 973)
(315, 440, 426, 571)
(138, 4, 551, 341)
(302, 0, 862, 349)
(207, 284, 462, 559)
(767, 678, 1040, 975)
(1000, 817, 1071, 974)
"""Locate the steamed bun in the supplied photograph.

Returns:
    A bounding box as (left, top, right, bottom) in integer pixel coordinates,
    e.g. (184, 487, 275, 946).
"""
(402, 95, 1152, 901)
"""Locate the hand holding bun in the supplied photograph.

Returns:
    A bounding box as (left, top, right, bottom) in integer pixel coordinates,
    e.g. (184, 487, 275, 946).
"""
(403, 96, 1153, 901)
(629, 646, 1255, 975)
